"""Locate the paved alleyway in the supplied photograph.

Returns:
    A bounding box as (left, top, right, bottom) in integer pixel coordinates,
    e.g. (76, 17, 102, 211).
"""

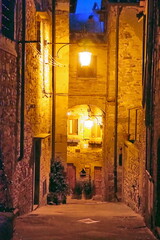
(13, 199, 157, 240)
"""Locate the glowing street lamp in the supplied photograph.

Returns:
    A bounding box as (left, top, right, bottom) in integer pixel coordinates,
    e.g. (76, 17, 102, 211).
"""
(79, 51, 92, 66)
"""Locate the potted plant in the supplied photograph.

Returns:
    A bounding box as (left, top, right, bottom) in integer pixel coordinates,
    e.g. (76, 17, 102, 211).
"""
(72, 181, 83, 199)
(83, 181, 94, 199)
(48, 160, 68, 205)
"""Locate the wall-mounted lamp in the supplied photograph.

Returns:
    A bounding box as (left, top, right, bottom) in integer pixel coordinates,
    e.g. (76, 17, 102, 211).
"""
(46, 41, 92, 67)
(79, 51, 92, 66)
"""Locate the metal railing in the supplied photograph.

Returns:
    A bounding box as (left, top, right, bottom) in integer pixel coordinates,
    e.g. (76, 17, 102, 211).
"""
(128, 107, 141, 142)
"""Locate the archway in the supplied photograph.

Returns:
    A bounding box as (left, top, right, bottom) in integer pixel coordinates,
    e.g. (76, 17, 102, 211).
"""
(66, 104, 104, 199)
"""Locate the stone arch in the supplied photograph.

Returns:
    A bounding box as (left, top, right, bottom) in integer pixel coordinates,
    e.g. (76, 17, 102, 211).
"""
(66, 104, 104, 199)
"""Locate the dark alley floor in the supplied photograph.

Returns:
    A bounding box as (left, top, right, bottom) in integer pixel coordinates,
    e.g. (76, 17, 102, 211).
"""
(13, 198, 157, 240)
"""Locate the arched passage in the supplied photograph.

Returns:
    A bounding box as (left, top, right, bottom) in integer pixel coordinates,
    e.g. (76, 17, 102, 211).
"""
(66, 104, 104, 199)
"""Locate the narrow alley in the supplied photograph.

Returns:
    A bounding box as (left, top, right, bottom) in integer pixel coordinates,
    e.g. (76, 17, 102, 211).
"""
(13, 199, 157, 240)
(1, 0, 160, 239)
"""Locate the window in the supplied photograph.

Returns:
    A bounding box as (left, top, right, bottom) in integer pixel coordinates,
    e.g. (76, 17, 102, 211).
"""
(68, 119, 78, 135)
(128, 108, 141, 142)
(77, 55, 97, 78)
(2, 0, 15, 40)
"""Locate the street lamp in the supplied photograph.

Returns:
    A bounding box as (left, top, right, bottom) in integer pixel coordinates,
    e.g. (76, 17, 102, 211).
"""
(78, 51, 92, 66)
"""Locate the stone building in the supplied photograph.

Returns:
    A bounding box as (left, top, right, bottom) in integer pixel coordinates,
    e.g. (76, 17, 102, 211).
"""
(0, 0, 53, 214)
(0, 0, 160, 238)
(67, 0, 146, 206)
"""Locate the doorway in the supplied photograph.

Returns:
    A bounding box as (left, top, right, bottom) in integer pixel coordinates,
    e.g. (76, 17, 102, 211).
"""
(156, 139, 160, 226)
(67, 163, 76, 192)
(94, 166, 102, 196)
(33, 139, 41, 206)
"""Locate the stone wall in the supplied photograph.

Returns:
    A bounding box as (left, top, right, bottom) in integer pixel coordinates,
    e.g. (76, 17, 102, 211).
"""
(0, 37, 17, 208)
(67, 146, 103, 181)
(0, 0, 52, 214)
(54, 0, 69, 164)
(122, 106, 146, 213)
(104, 5, 144, 200)
(68, 33, 107, 198)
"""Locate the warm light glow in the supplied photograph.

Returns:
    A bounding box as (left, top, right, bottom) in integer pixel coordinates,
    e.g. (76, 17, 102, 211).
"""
(67, 111, 71, 116)
(79, 51, 92, 66)
(84, 119, 93, 129)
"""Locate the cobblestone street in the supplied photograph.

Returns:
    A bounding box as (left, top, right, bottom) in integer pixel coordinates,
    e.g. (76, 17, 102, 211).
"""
(13, 199, 157, 240)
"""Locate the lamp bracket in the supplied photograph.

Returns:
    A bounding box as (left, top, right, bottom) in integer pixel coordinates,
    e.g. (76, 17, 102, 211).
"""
(18, 40, 40, 44)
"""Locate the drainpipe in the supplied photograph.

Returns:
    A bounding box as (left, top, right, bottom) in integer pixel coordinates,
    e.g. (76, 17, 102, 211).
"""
(114, 5, 122, 200)
(51, 0, 55, 162)
(17, 0, 26, 161)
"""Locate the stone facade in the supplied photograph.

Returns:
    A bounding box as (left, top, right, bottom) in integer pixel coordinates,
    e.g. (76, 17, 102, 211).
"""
(0, 0, 52, 214)
(0, 37, 17, 208)
(104, 3, 145, 201)
(68, 1, 146, 203)
(54, 0, 69, 164)
(68, 30, 107, 197)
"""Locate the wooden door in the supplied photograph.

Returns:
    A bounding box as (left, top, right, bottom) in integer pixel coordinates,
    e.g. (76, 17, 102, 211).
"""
(34, 139, 41, 205)
(67, 163, 76, 191)
(94, 167, 102, 195)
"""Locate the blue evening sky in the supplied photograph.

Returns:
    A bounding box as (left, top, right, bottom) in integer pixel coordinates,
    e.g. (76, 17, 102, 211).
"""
(76, 0, 101, 14)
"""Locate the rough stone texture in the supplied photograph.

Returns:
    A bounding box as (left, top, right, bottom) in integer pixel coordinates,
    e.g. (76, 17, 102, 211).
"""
(54, 1, 69, 164)
(67, 146, 103, 181)
(68, 33, 107, 198)
(68, 5, 145, 202)
(104, 5, 145, 202)
(0, 40, 17, 208)
(0, 0, 52, 214)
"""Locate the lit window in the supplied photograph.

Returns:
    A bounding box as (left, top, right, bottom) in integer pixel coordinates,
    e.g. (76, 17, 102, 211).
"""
(68, 119, 78, 135)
